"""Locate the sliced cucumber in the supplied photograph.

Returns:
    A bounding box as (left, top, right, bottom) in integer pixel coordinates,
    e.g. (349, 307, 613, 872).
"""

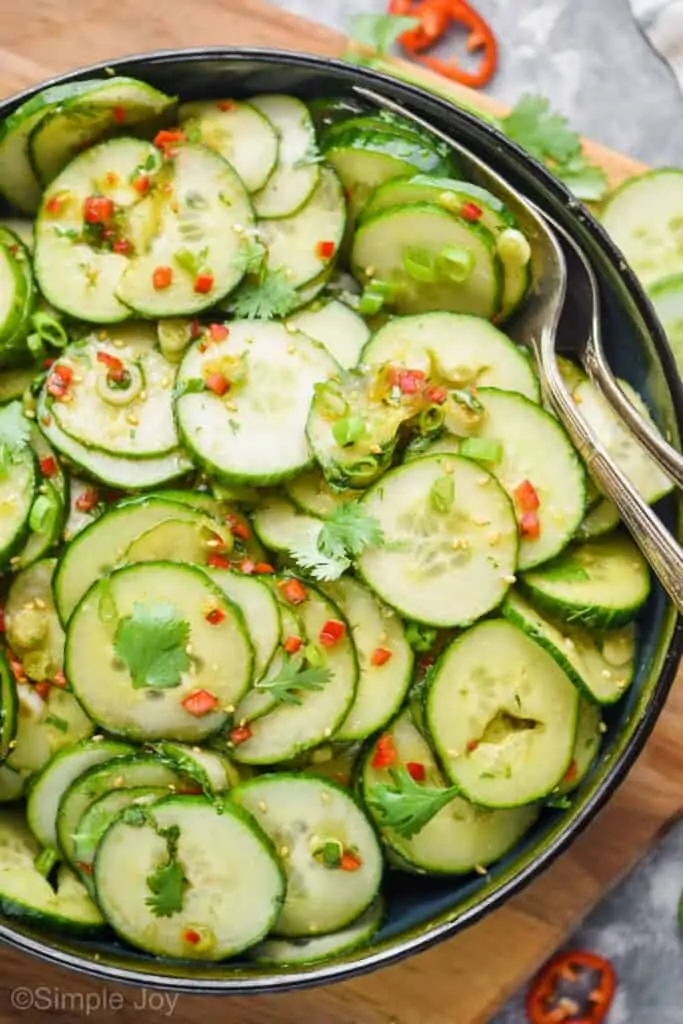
(122, 513, 232, 566)
(34, 138, 164, 323)
(357, 454, 518, 627)
(175, 320, 338, 484)
(321, 577, 413, 741)
(47, 325, 179, 459)
(0, 365, 41, 404)
(6, 684, 94, 775)
(252, 494, 319, 553)
(95, 794, 285, 959)
(362, 175, 511, 227)
(0, 408, 35, 565)
(502, 590, 636, 704)
(0, 810, 104, 934)
(462, 388, 587, 569)
(361, 312, 540, 402)
(154, 742, 239, 793)
(0, 653, 17, 761)
(352, 204, 501, 318)
(158, 490, 266, 563)
(260, 166, 345, 289)
(251, 95, 319, 219)
(63, 477, 104, 541)
(0, 219, 34, 252)
(0, 764, 29, 802)
(13, 430, 67, 571)
(649, 274, 683, 375)
(519, 532, 651, 629)
(30, 78, 174, 186)
(230, 578, 358, 765)
(65, 561, 253, 741)
(71, 785, 170, 874)
(426, 618, 579, 807)
(232, 601, 306, 727)
(0, 243, 31, 367)
(250, 896, 384, 965)
(0, 229, 37, 367)
(576, 498, 620, 540)
(601, 169, 683, 286)
(361, 709, 538, 874)
(287, 298, 370, 370)
(178, 98, 278, 193)
(571, 377, 673, 504)
(205, 568, 281, 681)
(232, 774, 382, 936)
(56, 753, 185, 864)
(554, 699, 602, 797)
(118, 143, 254, 316)
(27, 737, 134, 849)
(5, 559, 65, 683)
(284, 468, 361, 518)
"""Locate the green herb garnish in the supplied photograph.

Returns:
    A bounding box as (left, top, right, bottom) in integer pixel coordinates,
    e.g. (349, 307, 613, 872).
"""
(113, 601, 190, 690)
(366, 766, 460, 838)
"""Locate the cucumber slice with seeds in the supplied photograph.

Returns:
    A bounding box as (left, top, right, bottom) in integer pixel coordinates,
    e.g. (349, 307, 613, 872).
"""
(253, 494, 319, 554)
(122, 514, 233, 566)
(357, 454, 518, 628)
(6, 685, 94, 775)
(576, 498, 620, 540)
(95, 794, 285, 959)
(284, 468, 361, 518)
(0, 244, 32, 367)
(260, 166, 346, 289)
(65, 561, 254, 742)
(178, 98, 278, 193)
(13, 430, 67, 571)
(0, 653, 18, 762)
(361, 312, 540, 402)
(26, 737, 134, 849)
(287, 298, 370, 370)
(519, 532, 651, 629)
(360, 709, 538, 874)
(71, 785, 170, 876)
(502, 589, 636, 704)
(5, 559, 65, 683)
(153, 742, 240, 793)
(176, 320, 338, 484)
(426, 618, 579, 807)
(601, 169, 683, 286)
(352, 204, 502, 318)
(206, 568, 281, 681)
(250, 896, 384, 965)
(232, 774, 382, 937)
(251, 95, 319, 219)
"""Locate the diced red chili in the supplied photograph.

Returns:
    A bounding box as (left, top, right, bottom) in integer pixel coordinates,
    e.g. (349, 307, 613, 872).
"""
(283, 635, 303, 655)
(181, 690, 219, 717)
(39, 456, 57, 477)
(153, 129, 186, 153)
(340, 851, 362, 872)
(406, 761, 426, 782)
(514, 479, 540, 512)
(466, 739, 479, 753)
(399, 369, 426, 395)
(316, 240, 336, 260)
(52, 670, 68, 688)
(45, 194, 65, 215)
(205, 608, 225, 625)
(132, 175, 150, 194)
(207, 553, 231, 570)
(209, 323, 229, 342)
(84, 195, 114, 224)
(520, 511, 541, 539)
(76, 862, 94, 876)
(279, 578, 308, 605)
(194, 273, 214, 294)
(563, 760, 578, 784)
(217, 101, 234, 112)
(112, 106, 126, 124)
(371, 734, 397, 769)
(35, 681, 51, 701)
(320, 619, 346, 647)
(152, 266, 173, 290)
(526, 949, 616, 1024)
(230, 724, 253, 745)
(425, 385, 448, 404)
(112, 239, 132, 255)
(75, 488, 99, 513)
(371, 646, 393, 667)
(97, 351, 124, 375)
(188, 319, 201, 340)
(461, 201, 483, 222)
(226, 514, 250, 541)
(104, 171, 120, 187)
(254, 563, 275, 575)
(205, 372, 230, 396)
(183, 928, 202, 945)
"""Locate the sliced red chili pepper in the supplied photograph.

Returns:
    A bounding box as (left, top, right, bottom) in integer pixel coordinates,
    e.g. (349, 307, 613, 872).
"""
(112, 106, 126, 124)
(279, 578, 308, 605)
(371, 646, 393, 667)
(397, 0, 498, 89)
(205, 372, 230, 397)
(35, 681, 51, 701)
(183, 928, 202, 945)
(153, 129, 186, 152)
(84, 195, 114, 224)
(406, 761, 426, 782)
(39, 456, 57, 477)
(283, 635, 303, 655)
(217, 100, 234, 112)
(46, 364, 74, 400)
(96, 351, 124, 374)
(194, 273, 214, 294)
(253, 563, 275, 575)
(399, 368, 426, 395)
(209, 323, 229, 342)
(75, 488, 99, 513)
(319, 619, 346, 647)
(132, 174, 150, 194)
(526, 949, 616, 1024)
(45, 194, 65, 215)
(226, 514, 250, 541)
(205, 608, 225, 625)
(207, 553, 231, 570)
(563, 760, 578, 784)
(514, 479, 540, 512)
(520, 511, 541, 539)
(466, 739, 479, 753)
(76, 861, 94, 876)
(181, 689, 219, 717)
(371, 734, 397, 769)
(340, 851, 362, 872)
(152, 266, 173, 290)
(315, 240, 336, 260)
(230, 724, 253, 745)
(112, 239, 132, 255)
(461, 201, 483, 222)
(425, 385, 448, 404)
(52, 670, 68, 689)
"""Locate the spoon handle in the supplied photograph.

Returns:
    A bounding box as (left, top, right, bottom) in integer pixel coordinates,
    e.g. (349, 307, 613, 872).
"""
(541, 331, 683, 612)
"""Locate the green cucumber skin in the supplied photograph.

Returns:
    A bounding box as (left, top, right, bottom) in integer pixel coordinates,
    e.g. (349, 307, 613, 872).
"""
(517, 579, 645, 631)
(0, 449, 36, 565)
(0, 651, 17, 761)
(0, 894, 106, 937)
(322, 116, 458, 174)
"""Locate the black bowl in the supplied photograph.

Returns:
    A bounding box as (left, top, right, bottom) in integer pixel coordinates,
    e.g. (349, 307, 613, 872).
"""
(1, 47, 681, 994)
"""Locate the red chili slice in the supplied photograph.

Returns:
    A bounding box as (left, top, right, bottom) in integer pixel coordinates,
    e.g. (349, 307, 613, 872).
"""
(194, 273, 214, 294)
(238, 559, 255, 575)
(152, 266, 173, 290)
(132, 175, 150, 194)
(425, 385, 448, 404)
(35, 681, 51, 700)
(39, 456, 57, 477)
(183, 928, 202, 945)
(283, 635, 303, 655)
(207, 554, 231, 570)
(205, 608, 225, 625)
(84, 195, 114, 224)
(526, 949, 616, 1024)
(205, 372, 230, 396)
(340, 851, 362, 872)
(319, 619, 346, 647)
(217, 101, 234, 112)
(315, 240, 336, 260)
(226, 515, 250, 541)
(230, 725, 253, 745)
(75, 488, 99, 513)
(406, 761, 426, 782)
(520, 511, 541, 539)
(279, 578, 308, 605)
(209, 323, 229, 342)
(514, 479, 540, 512)
(461, 201, 483, 221)
(181, 690, 219, 717)
(52, 670, 68, 688)
(112, 239, 132, 255)
(112, 106, 126, 124)
(371, 646, 393, 667)
(153, 129, 186, 154)
(399, 368, 426, 395)
(371, 734, 397, 769)
(253, 563, 275, 575)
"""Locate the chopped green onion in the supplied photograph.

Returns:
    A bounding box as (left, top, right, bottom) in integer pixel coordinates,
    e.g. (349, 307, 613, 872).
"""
(437, 246, 475, 283)
(34, 847, 58, 877)
(429, 474, 455, 513)
(497, 228, 532, 267)
(451, 388, 484, 414)
(405, 621, 437, 652)
(418, 404, 445, 435)
(304, 643, 324, 668)
(347, 455, 380, 483)
(314, 382, 349, 419)
(31, 310, 68, 349)
(312, 838, 343, 869)
(402, 247, 437, 283)
(27, 332, 46, 360)
(333, 415, 367, 447)
(45, 713, 69, 733)
(173, 247, 200, 275)
(29, 492, 59, 535)
(459, 438, 503, 463)
(358, 279, 394, 315)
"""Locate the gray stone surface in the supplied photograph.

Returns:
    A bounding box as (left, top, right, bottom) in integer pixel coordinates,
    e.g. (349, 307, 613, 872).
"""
(272, 0, 683, 164)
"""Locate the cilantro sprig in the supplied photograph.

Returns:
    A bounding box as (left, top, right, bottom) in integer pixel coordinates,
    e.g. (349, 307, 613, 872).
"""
(113, 601, 190, 690)
(289, 502, 384, 581)
(366, 766, 461, 838)
(255, 659, 332, 706)
(145, 824, 188, 918)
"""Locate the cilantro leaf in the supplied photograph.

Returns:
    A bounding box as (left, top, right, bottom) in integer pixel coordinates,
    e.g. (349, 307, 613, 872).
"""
(0, 401, 31, 453)
(230, 268, 299, 320)
(288, 503, 384, 581)
(256, 659, 332, 705)
(145, 847, 188, 918)
(232, 235, 267, 276)
(555, 156, 609, 202)
(114, 601, 190, 690)
(366, 766, 460, 838)
(348, 13, 420, 55)
(288, 527, 351, 582)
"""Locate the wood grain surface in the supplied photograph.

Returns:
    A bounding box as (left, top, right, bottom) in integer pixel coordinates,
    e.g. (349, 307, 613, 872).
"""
(0, 2, 677, 1021)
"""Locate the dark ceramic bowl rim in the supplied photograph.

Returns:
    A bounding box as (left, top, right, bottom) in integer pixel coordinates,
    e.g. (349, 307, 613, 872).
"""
(0, 46, 681, 995)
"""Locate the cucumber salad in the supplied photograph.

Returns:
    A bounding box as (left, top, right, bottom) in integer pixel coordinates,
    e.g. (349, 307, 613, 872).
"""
(0, 76, 672, 967)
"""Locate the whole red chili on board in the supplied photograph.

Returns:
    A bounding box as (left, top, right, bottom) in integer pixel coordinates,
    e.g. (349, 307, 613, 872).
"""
(525, 949, 616, 1024)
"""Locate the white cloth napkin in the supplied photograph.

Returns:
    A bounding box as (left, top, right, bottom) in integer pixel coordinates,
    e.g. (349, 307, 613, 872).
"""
(630, 0, 683, 89)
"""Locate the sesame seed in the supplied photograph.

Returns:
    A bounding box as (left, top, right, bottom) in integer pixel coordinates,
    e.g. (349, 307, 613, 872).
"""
(365, 265, 375, 277)
(379, 631, 388, 643)
(24, 409, 36, 419)
(474, 864, 487, 876)
(139, 390, 147, 401)
(126, 413, 139, 426)
(33, 598, 46, 610)
(98, 331, 108, 340)
(279, 845, 290, 858)
(186, 644, 194, 655)
(320, 791, 331, 804)
(477, 476, 489, 486)
(205, 537, 221, 548)
(323, 727, 332, 738)
(447, 749, 460, 759)
(599, 722, 607, 733)
(225, 704, 235, 714)
(112, 339, 125, 349)
(488, 532, 501, 546)
(92, 733, 104, 742)
(443, 462, 454, 474)
(502, 574, 517, 584)
(113, 776, 124, 788)
(239, 718, 247, 728)
(258, 801, 268, 812)
(73, 374, 83, 383)
(564, 637, 575, 649)
(601, 669, 612, 679)
(284, 322, 297, 334)
(287, 344, 296, 354)
(161, 376, 171, 388)
(225, 401, 237, 412)
(211, 663, 219, 672)
(233, 224, 245, 235)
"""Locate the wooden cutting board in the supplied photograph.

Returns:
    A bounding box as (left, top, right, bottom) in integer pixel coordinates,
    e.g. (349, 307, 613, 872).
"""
(0, 3, 679, 1022)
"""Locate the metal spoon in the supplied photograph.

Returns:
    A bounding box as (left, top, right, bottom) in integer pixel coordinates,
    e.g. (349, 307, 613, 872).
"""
(352, 85, 683, 612)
